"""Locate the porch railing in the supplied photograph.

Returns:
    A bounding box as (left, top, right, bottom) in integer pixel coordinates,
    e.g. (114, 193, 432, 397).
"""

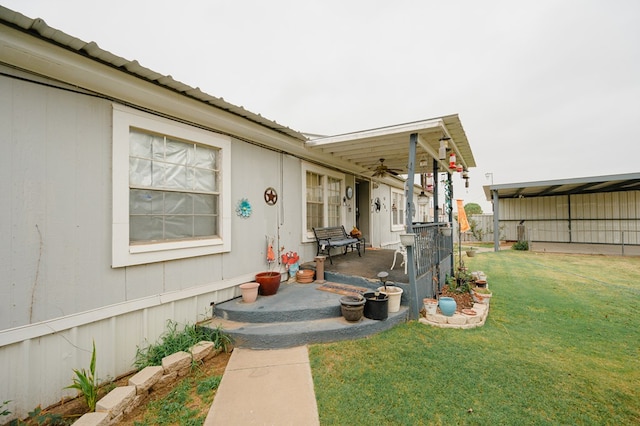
(406, 222, 453, 318)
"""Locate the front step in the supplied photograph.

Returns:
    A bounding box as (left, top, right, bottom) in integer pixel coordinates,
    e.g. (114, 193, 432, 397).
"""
(210, 282, 409, 349)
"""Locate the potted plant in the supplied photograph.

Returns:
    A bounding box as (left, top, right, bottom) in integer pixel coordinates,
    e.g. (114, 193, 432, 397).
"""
(423, 298, 438, 315)
(471, 286, 493, 304)
(375, 271, 403, 313)
(465, 247, 477, 257)
(440, 224, 452, 236)
(256, 237, 282, 296)
(255, 271, 282, 296)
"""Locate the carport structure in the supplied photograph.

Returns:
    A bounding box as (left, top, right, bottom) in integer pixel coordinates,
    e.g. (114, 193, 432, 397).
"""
(484, 173, 640, 252)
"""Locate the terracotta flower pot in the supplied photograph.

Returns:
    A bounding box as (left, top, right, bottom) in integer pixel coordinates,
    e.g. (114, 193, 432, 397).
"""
(255, 272, 282, 296)
(239, 282, 259, 303)
(471, 288, 493, 304)
(423, 298, 438, 315)
(296, 269, 315, 283)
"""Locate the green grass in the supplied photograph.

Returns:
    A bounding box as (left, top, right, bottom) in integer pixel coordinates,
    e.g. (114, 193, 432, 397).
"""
(133, 372, 222, 426)
(310, 251, 640, 425)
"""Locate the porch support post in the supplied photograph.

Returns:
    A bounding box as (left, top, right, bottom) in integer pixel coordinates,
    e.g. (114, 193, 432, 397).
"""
(433, 159, 439, 223)
(406, 133, 420, 319)
(447, 172, 454, 277)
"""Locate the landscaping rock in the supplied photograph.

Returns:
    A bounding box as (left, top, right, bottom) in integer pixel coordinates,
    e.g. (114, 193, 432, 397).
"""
(447, 314, 467, 325)
(162, 351, 191, 374)
(72, 412, 110, 426)
(128, 366, 163, 394)
(96, 386, 135, 419)
(190, 341, 214, 361)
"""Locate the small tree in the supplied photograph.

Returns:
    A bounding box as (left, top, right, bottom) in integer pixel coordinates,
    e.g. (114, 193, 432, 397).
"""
(469, 218, 484, 241)
(464, 203, 482, 215)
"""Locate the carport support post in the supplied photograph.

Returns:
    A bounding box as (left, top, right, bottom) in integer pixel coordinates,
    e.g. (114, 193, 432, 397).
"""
(405, 133, 420, 319)
(492, 189, 500, 252)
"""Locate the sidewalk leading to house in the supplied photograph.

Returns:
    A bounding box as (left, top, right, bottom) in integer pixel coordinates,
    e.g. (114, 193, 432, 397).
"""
(204, 346, 319, 425)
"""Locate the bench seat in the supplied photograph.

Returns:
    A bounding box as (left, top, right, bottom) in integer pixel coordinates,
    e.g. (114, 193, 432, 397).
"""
(313, 226, 363, 264)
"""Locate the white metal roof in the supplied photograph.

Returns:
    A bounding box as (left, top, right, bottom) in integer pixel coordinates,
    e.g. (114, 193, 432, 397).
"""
(0, 6, 307, 141)
(0, 6, 476, 179)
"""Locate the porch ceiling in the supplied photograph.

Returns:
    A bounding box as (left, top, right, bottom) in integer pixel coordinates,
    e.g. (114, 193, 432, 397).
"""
(305, 114, 476, 178)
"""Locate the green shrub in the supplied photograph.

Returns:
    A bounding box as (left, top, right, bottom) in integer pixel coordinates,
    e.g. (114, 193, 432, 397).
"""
(65, 341, 98, 412)
(512, 240, 529, 250)
(1, 400, 10, 418)
(134, 320, 232, 370)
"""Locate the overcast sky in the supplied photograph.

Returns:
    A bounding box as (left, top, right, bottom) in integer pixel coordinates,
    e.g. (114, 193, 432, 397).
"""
(3, 0, 639, 211)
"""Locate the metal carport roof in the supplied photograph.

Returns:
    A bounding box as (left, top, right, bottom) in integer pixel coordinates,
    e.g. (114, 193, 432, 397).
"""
(483, 173, 640, 200)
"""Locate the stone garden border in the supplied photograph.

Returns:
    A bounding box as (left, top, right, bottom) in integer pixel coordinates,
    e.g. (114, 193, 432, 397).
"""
(73, 341, 221, 426)
(418, 302, 489, 329)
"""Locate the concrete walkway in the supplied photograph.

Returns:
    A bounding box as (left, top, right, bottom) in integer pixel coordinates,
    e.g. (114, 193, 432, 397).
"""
(204, 346, 319, 425)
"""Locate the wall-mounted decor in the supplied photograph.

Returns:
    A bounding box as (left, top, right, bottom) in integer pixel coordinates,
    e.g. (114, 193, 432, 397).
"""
(264, 187, 278, 205)
(346, 185, 354, 199)
(236, 198, 252, 218)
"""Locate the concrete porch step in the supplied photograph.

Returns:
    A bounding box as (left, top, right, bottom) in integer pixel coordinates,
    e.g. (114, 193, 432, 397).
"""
(210, 281, 409, 349)
(209, 308, 409, 349)
(214, 282, 347, 323)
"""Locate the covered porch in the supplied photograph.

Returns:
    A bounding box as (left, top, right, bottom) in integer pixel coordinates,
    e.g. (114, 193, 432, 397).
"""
(306, 115, 476, 319)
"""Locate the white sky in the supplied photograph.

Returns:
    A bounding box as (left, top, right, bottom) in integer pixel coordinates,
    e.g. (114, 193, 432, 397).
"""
(3, 0, 639, 211)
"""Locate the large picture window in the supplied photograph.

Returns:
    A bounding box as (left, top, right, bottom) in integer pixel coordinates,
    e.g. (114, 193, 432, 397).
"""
(302, 163, 345, 240)
(129, 130, 219, 243)
(112, 105, 231, 267)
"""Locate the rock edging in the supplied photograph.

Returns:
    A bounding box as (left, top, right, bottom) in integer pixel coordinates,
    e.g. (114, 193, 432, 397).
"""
(418, 302, 489, 329)
(73, 341, 220, 426)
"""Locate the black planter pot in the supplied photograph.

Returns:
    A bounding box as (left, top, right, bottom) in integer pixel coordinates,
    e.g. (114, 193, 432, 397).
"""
(363, 291, 389, 320)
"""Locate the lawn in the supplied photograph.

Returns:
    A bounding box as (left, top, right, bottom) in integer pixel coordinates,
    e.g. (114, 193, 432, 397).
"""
(309, 250, 640, 425)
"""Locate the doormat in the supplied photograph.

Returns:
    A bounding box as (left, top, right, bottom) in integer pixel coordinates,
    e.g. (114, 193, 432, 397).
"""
(317, 282, 370, 296)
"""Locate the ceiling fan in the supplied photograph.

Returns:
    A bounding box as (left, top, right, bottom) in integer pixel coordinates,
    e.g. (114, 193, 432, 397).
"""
(372, 158, 402, 177)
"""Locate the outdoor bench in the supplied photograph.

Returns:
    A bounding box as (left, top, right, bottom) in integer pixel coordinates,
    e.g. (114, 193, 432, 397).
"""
(313, 226, 364, 264)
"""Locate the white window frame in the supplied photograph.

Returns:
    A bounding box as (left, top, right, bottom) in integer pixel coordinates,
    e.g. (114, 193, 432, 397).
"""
(112, 104, 231, 267)
(301, 162, 345, 242)
(391, 187, 405, 231)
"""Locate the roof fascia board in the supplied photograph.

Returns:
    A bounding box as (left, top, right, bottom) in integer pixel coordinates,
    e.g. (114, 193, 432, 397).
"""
(306, 119, 443, 146)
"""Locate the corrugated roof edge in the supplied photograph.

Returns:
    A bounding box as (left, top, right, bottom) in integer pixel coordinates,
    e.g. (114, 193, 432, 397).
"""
(0, 5, 308, 142)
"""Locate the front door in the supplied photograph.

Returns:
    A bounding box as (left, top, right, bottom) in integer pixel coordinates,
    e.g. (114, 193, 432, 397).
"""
(355, 180, 370, 247)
